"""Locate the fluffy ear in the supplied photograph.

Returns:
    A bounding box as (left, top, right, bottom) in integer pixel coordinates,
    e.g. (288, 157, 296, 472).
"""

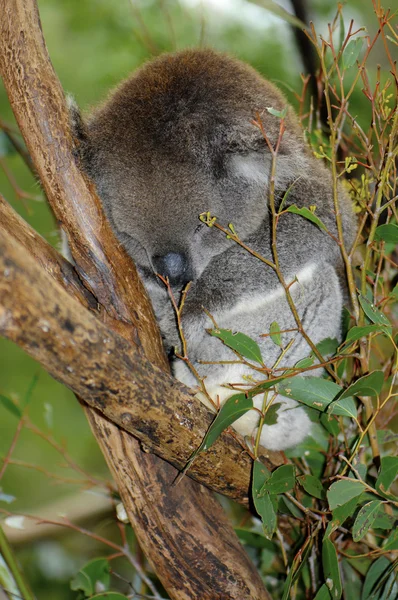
(228, 152, 271, 186)
(66, 94, 93, 169)
(227, 150, 306, 191)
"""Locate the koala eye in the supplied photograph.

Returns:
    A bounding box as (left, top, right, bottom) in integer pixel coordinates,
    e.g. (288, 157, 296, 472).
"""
(194, 223, 205, 234)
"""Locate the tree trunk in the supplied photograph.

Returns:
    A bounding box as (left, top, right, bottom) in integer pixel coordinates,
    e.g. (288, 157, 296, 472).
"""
(0, 1, 275, 598)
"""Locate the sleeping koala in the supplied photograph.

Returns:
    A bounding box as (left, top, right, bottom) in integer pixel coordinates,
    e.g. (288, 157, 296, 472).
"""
(70, 49, 356, 451)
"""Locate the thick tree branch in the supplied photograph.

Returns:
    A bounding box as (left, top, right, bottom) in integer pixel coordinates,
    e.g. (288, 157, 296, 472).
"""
(0, 217, 281, 502)
(0, 1, 274, 598)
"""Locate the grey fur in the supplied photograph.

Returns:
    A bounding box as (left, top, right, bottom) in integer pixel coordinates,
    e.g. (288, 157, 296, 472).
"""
(71, 49, 356, 451)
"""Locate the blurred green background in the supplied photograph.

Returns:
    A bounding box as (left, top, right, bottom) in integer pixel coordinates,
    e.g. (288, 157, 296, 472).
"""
(0, 0, 388, 597)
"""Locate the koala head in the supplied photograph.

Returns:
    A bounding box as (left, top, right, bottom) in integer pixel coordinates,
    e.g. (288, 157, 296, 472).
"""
(74, 49, 308, 289)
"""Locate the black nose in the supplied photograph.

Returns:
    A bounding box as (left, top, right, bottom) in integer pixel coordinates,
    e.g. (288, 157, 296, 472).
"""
(152, 252, 192, 286)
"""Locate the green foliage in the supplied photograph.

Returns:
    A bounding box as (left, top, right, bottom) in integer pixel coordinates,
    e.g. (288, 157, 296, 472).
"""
(284, 204, 328, 232)
(0, 1, 397, 599)
(209, 328, 263, 364)
(70, 558, 110, 598)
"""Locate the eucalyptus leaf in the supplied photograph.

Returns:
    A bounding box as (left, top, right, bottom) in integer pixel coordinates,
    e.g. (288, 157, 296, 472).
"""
(358, 294, 392, 336)
(374, 224, 398, 244)
(314, 584, 333, 600)
(285, 204, 327, 232)
(91, 595, 129, 600)
(0, 395, 21, 419)
(339, 370, 384, 399)
(327, 396, 357, 419)
(315, 337, 339, 357)
(352, 500, 382, 542)
(376, 456, 398, 494)
(327, 480, 365, 510)
(322, 536, 342, 599)
(209, 328, 263, 364)
(235, 528, 275, 550)
(343, 38, 364, 69)
(70, 558, 110, 596)
(252, 460, 276, 539)
(200, 393, 253, 451)
(269, 321, 282, 347)
(267, 106, 288, 118)
(248, 0, 307, 29)
(343, 324, 389, 346)
(263, 402, 282, 426)
(325, 495, 361, 537)
(277, 376, 342, 412)
(263, 464, 295, 495)
(298, 474, 325, 499)
(362, 557, 397, 600)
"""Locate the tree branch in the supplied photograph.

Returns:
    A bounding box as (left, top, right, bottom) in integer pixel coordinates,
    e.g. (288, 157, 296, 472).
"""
(0, 215, 281, 502)
(0, 1, 275, 597)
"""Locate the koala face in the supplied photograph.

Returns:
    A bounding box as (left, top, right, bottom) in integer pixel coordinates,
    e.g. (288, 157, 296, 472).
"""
(78, 49, 308, 291)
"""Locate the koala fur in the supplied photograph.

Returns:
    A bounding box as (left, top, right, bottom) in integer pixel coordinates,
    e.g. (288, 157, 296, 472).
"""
(71, 49, 357, 451)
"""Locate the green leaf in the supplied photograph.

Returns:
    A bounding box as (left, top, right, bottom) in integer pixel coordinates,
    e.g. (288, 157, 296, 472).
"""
(285, 204, 328, 232)
(235, 528, 275, 550)
(358, 294, 392, 336)
(373, 506, 396, 530)
(298, 474, 325, 499)
(23, 373, 39, 406)
(253, 459, 272, 492)
(263, 402, 282, 426)
(326, 496, 360, 537)
(314, 584, 332, 600)
(327, 480, 366, 510)
(315, 337, 339, 357)
(266, 106, 288, 118)
(362, 557, 397, 600)
(343, 324, 389, 346)
(339, 371, 384, 399)
(277, 376, 342, 412)
(327, 396, 357, 419)
(374, 224, 398, 244)
(320, 413, 340, 437)
(209, 328, 263, 364)
(252, 374, 291, 394)
(294, 356, 315, 369)
(70, 558, 110, 596)
(252, 460, 276, 539)
(0, 131, 15, 157)
(343, 38, 364, 69)
(341, 560, 362, 599)
(269, 321, 282, 347)
(247, 0, 306, 29)
(389, 283, 398, 300)
(376, 456, 398, 494)
(91, 595, 129, 600)
(322, 536, 342, 599)
(263, 465, 295, 495)
(0, 395, 21, 419)
(200, 393, 253, 451)
(352, 501, 382, 542)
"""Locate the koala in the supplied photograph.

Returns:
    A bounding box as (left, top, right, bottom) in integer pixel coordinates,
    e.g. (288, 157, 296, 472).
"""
(70, 49, 356, 451)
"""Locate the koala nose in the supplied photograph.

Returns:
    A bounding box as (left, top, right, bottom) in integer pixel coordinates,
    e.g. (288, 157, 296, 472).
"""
(152, 252, 192, 286)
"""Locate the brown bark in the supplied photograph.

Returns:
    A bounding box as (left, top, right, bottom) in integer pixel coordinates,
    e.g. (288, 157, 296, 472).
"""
(0, 1, 274, 598)
(0, 218, 281, 503)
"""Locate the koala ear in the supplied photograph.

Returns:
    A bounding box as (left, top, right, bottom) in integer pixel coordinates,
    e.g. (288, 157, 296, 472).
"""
(227, 152, 271, 186)
(67, 95, 93, 170)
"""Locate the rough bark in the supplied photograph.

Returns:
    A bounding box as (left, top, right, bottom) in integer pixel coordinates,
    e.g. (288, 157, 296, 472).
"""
(0, 1, 274, 598)
(0, 219, 281, 503)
